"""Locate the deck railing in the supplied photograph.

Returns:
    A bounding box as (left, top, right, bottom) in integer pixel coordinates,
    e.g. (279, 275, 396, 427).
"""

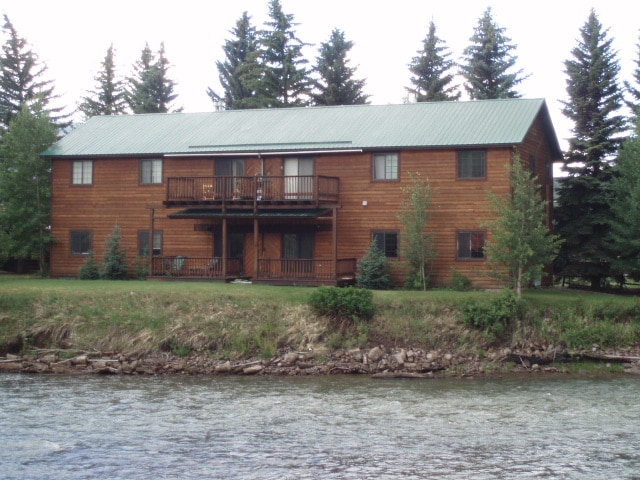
(151, 256, 242, 278)
(150, 256, 356, 284)
(165, 175, 339, 205)
(257, 258, 356, 283)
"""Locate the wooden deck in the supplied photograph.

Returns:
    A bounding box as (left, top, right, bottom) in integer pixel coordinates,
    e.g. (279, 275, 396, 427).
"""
(165, 175, 340, 207)
(150, 256, 356, 286)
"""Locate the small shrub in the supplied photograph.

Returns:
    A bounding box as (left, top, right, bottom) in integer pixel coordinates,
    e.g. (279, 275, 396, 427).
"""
(450, 268, 473, 291)
(161, 339, 191, 357)
(356, 241, 394, 290)
(79, 252, 100, 280)
(101, 225, 128, 280)
(133, 256, 150, 280)
(404, 269, 431, 290)
(460, 289, 520, 340)
(309, 286, 375, 328)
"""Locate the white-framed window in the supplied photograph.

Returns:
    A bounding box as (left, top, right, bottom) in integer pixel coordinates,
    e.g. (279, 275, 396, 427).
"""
(140, 159, 163, 184)
(457, 150, 486, 179)
(373, 153, 399, 180)
(72, 160, 93, 185)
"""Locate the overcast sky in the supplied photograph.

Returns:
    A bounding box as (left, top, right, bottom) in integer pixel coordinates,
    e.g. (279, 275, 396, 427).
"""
(2, 0, 639, 150)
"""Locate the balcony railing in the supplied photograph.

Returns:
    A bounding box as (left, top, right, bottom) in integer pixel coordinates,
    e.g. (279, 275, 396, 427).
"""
(165, 175, 339, 206)
(150, 256, 356, 285)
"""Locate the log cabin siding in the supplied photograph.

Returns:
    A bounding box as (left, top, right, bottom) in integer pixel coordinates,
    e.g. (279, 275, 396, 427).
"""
(47, 101, 561, 288)
(50, 147, 516, 287)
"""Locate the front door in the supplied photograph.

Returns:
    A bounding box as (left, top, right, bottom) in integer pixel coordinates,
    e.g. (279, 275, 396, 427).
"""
(284, 158, 314, 199)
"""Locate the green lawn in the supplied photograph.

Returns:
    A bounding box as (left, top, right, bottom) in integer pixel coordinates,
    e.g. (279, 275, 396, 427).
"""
(1, 276, 639, 358)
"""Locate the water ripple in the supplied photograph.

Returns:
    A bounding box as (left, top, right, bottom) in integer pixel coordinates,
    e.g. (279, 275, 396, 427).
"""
(1, 375, 640, 479)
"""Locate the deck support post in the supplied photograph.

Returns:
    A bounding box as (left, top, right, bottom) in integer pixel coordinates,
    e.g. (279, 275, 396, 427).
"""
(254, 218, 259, 281)
(222, 217, 227, 279)
(332, 207, 338, 279)
(149, 207, 155, 275)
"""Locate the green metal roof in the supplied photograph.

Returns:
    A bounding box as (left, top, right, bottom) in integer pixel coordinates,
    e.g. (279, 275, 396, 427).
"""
(168, 208, 332, 219)
(42, 99, 562, 159)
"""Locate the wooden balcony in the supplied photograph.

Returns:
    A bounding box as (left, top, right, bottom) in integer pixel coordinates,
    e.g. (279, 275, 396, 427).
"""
(150, 256, 356, 286)
(165, 175, 340, 207)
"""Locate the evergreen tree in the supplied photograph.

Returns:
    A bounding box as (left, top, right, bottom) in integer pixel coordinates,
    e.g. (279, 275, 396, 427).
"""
(355, 241, 394, 290)
(0, 103, 57, 273)
(554, 9, 625, 289)
(460, 7, 528, 100)
(624, 33, 640, 121)
(79, 251, 100, 279)
(608, 123, 640, 282)
(101, 225, 128, 280)
(259, 0, 312, 107)
(126, 42, 180, 113)
(207, 12, 265, 110)
(407, 20, 460, 102)
(311, 28, 369, 106)
(397, 172, 437, 290)
(78, 44, 127, 118)
(483, 155, 562, 298)
(0, 14, 69, 131)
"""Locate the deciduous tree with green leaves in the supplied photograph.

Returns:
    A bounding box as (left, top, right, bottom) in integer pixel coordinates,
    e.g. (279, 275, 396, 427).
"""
(0, 103, 57, 273)
(397, 172, 436, 290)
(483, 155, 562, 298)
(311, 28, 369, 106)
(406, 20, 460, 102)
(554, 9, 625, 289)
(78, 44, 127, 118)
(460, 7, 528, 100)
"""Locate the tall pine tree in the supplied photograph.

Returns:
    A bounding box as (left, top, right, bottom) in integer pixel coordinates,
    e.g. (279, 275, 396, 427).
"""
(208, 12, 265, 110)
(0, 14, 68, 131)
(608, 123, 640, 282)
(311, 28, 369, 106)
(126, 42, 180, 114)
(554, 9, 625, 289)
(624, 33, 640, 121)
(407, 20, 460, 102)
(78, 44, 127, 118)
(460, 7, 527, 100)
(259, 0, 312, 107)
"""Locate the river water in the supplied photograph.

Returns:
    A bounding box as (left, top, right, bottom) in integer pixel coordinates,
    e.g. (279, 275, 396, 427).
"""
(1, 374, 639, 479)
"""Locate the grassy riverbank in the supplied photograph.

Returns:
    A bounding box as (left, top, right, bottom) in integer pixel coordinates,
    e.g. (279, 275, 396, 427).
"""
(1, 276, 640, 375)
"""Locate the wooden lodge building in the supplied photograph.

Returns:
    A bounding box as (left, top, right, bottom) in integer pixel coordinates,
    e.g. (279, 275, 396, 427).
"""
(42, 99, 562, 288)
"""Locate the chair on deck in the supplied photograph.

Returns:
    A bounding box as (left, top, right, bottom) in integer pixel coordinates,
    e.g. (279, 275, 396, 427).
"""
(202, 184, 215, 200)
